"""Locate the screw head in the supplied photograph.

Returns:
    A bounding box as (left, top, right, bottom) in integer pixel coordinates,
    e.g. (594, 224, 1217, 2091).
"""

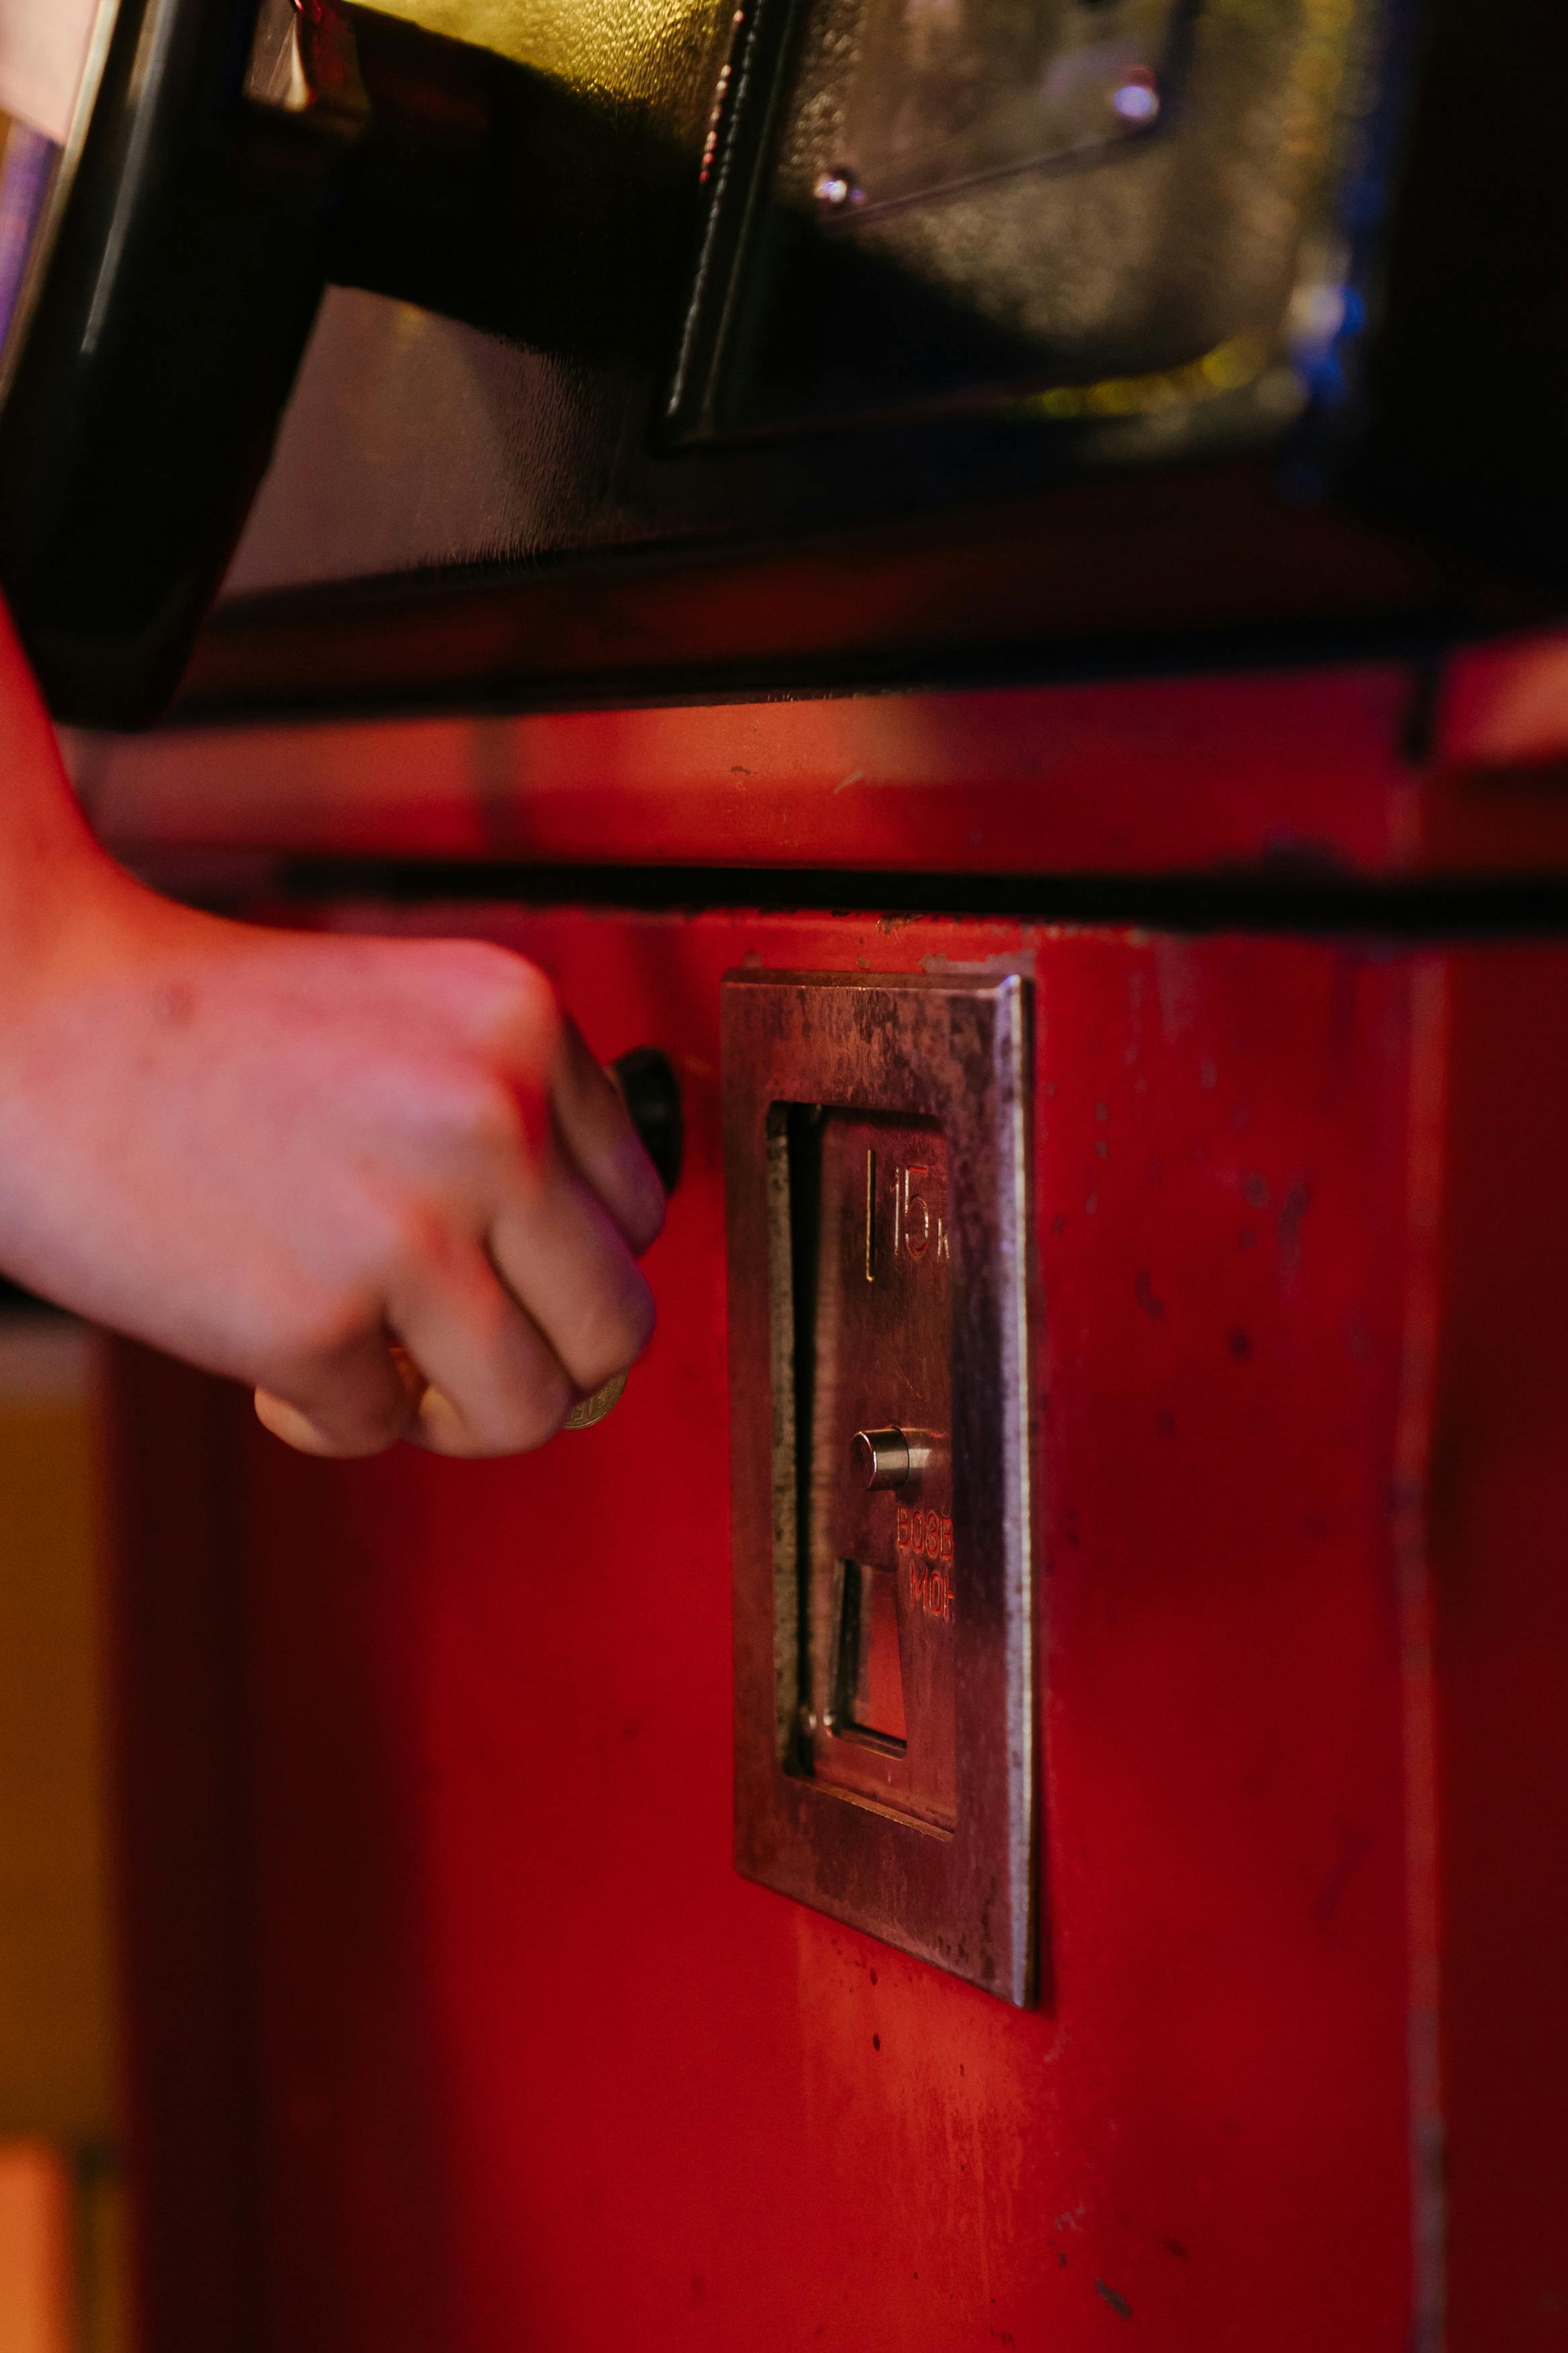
(1112, 70, 1159, 123)
(814, 167, 862, 210)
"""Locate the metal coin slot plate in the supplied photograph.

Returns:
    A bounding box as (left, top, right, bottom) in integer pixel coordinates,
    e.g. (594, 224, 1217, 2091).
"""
(723, 972, 1035, 2005)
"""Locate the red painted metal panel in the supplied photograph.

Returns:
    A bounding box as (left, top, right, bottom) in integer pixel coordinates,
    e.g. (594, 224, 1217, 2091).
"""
(90, 667, 1421, 873)
(1429, 953, 1568, 2346)
(1438, 631, 1568, 774)
(87, 639, 1568, 879)
(112, 906, 1442, 2351)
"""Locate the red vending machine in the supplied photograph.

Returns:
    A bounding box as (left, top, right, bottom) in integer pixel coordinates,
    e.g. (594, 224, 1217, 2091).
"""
(5, 0, 1568, 2344)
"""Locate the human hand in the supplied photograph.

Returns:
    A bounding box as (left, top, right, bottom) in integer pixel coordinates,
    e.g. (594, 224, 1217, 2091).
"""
(0, 869, 665, 1457)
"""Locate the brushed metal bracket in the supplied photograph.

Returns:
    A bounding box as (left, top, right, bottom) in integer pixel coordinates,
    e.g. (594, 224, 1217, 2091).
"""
(245, 0, 370, 138)
(723, 971, 1036, 2005)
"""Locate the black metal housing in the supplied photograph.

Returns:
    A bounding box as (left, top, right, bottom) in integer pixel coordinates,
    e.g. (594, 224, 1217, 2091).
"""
(0, 0, 1563, 725)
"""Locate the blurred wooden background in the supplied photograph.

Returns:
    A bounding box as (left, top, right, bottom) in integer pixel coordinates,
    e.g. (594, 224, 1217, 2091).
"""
(0, 1314, 124, 2353)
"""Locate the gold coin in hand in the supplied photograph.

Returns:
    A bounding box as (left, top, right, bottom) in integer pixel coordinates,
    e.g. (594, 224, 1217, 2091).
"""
(563, 1369, 628, 1430)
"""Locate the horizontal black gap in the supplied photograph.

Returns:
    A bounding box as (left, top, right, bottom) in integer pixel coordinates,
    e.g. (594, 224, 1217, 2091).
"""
(176, 606, 1499, 738)
(265, 859, 1568, 937)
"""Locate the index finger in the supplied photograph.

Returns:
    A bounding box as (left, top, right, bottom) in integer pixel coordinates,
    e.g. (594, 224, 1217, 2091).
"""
(550, 1018, 667, 1255)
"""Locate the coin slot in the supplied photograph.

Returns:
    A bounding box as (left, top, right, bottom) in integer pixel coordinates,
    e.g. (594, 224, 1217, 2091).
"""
(781, 1105, 957, 1832)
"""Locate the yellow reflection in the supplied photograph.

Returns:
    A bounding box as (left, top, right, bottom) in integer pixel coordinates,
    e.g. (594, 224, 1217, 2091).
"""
(1020, 332, 1273, 424)
(349, 0, 718, 106)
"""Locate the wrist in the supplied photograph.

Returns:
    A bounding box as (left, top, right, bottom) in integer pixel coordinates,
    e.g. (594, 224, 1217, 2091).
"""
(0, 817, 143, 1010)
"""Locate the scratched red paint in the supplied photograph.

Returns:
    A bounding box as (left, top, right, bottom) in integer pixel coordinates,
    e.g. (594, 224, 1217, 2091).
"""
(110, 904, 1467, 2353)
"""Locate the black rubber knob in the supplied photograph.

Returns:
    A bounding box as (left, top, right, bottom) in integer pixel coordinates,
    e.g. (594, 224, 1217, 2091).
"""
(610, 1047, 684, 1198)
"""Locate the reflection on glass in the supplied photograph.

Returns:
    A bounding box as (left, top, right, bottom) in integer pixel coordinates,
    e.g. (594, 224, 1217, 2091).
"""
(348, 0, 716, 108)
(0, 0, 111, 376)
(834, 0, 1179, 215)
(0, 117, 54, 351)
(0, 0, 100, 144)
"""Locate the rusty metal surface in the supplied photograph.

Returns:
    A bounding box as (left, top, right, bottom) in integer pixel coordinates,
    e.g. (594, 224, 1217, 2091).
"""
(723, 973, 1032, 1997)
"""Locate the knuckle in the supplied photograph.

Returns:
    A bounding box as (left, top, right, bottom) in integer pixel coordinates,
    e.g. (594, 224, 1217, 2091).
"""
(452, 1074, 528, 1163)
(358, 1195, 438, 1290)
(259, 1284, 370, 1380)
(624, 1158, 667, 1254)
(262, 1346, 410, 1458)
(621, 1270, 658, 1359)
(493, 1363, 572, 1454)
(499, 953, 561, 1039)
(446, 1072, 552, 1199)
(454, 1298, 573, 1455)
(258, 1285, 401, 1412)
(447, 943, 562, 1064)
(423, 936, 524, 994)
(574, 1267, 656, 1388)
(324, 1390, 412, 1458)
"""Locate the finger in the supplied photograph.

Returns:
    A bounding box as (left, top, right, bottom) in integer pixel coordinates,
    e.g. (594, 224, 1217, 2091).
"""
(549, 1019, 666, 1254)
(390, 1243, 575, 1458)
(254, 1328, 422, 1458)
(491, 1164, 655, 1398)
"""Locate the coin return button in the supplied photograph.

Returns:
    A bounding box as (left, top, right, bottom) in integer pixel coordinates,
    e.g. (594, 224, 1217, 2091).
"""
(852, 1425, 941, 1490)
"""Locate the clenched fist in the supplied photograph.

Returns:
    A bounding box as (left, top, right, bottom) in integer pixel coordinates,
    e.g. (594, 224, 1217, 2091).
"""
(0, 610, 663, 1456)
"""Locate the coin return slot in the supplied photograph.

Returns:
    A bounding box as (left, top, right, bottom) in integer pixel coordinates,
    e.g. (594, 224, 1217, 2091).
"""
(832, 1560, 908, 1753)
